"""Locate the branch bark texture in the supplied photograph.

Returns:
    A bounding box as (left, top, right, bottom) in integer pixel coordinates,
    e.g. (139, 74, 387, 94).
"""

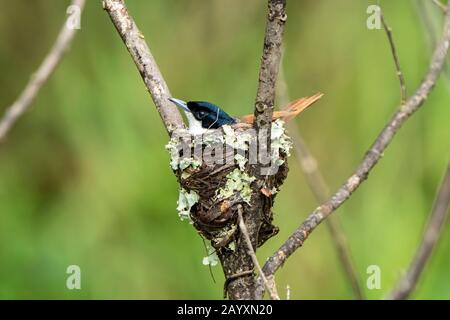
(254, 0, 287, 132)
(380, 11, 407, 104)
(237, 206, 280, 300)
(221, 0, 288, 300)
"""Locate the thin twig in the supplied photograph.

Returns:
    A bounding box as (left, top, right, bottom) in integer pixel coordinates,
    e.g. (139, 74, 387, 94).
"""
(432, 0, 447, 12)
(387, 0, 450, 301)
(380, 11, 407, 104)
(387, 159, 450, 299)
(103, 0, 184, 135)
(417, 0, 439, 48)
(416, 0, 450, 85)
(277, 64, 364, 299)
(237, 206, 280, 300)
(253, 0, 286, 134)
(260, 7, 450, 285)
(0, 0, 86, 143)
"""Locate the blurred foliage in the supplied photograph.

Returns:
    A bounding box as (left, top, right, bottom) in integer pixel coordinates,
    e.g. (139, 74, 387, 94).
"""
(0, 0, 449, 299)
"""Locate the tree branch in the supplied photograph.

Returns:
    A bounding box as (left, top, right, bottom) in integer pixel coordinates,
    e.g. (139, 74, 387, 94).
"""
(237, 206, 280, 300)
(380, 11, 407, 104)
(386, 2, 450, 299)
(260, 7, 450, 283)
(220, 0, 288, 300)
(416, 0, 450, 86)
(387, 158, 450, 299)
(277, 65, 364, 299)
(432, 0, 447, 12)
(0, 0, 86, 143)
(253, 0, 286, 133)
(103, 0, 184, 135)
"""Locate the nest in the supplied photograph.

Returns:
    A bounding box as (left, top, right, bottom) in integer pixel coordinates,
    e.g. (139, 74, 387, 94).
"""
(166, 121, 291, 249)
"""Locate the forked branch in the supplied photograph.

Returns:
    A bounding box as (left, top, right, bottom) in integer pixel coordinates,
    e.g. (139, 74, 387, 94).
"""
(380, 11, 407, 104)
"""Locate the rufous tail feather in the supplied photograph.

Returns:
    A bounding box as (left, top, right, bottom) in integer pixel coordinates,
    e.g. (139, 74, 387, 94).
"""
(238, 92, 323, 124)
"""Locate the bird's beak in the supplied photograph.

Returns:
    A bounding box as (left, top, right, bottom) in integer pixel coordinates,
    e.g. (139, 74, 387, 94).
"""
(168, 98, 190, 113)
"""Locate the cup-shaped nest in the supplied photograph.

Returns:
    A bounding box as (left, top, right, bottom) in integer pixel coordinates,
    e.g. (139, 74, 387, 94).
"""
(166, 121, 292, 246)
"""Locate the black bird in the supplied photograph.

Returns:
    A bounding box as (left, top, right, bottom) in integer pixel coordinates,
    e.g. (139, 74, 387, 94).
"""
(169, 98, 235, 134)
(169, 93, 323, 135)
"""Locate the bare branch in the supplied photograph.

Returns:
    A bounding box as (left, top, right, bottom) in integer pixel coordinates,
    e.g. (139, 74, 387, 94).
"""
(0, 0, 86, 143)
(237, 206, 280, 300)
(261, 8, 450, 280)
(103, 0, 184, 135)
(277, 65, 364, 299)
(388, 159, 450, 300)
(380, 11, 407, 104)
(416, 1, 439, 49)
(253, 0, 287, 132)
(432, 0, 447, 12)
(416, 0, 450, 85)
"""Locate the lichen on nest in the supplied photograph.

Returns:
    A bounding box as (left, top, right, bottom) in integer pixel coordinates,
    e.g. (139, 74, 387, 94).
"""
(202, 242, 219, 267)
(176, 188, 199, 222)
(216, 169, 255, 205)
(270, 119, 293, 165)
(166, 120, 292, 260)
(165, 134, 201, 174)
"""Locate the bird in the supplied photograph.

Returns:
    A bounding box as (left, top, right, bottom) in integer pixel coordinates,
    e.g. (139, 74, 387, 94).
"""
(169, 93, 323, 135)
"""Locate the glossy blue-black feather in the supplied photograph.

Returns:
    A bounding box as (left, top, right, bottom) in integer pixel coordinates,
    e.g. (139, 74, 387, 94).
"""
(187, 101, 236, 129)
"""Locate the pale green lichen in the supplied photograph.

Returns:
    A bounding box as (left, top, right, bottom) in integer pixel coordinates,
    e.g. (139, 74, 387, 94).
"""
(165, 135, 201, 177)
(202, 242, 219, 267)
(223, 125, 254, 171)
(222, 125, 253, 152)
(234, 153, 247, 171)
(211, 224, 237, 248)
(217, 169, 256, 204)
(222, 125, 236, 146)
(203, 131, 224, 146)
(178, 157, 201, 171)
(270, 119, 293, 166)
(176, 188, 199, 222)
(165, 136, 183, 170)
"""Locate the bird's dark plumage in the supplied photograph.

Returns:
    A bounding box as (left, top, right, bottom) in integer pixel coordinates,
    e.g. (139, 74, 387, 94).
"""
(186, 101, 236, 129)
(168, 93, 323, 134)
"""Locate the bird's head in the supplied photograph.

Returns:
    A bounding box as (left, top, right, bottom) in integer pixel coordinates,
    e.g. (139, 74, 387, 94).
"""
(169, 98, 236, 134)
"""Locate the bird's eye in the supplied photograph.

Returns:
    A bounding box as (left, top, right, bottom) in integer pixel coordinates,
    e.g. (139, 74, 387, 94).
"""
(198, 111, 206, 117)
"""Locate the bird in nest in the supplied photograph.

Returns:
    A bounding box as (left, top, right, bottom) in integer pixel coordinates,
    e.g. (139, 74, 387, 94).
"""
(169, 93, 323, 135)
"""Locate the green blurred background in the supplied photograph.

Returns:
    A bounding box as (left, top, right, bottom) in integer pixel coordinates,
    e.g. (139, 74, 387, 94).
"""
(0, 0, 449, 299)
